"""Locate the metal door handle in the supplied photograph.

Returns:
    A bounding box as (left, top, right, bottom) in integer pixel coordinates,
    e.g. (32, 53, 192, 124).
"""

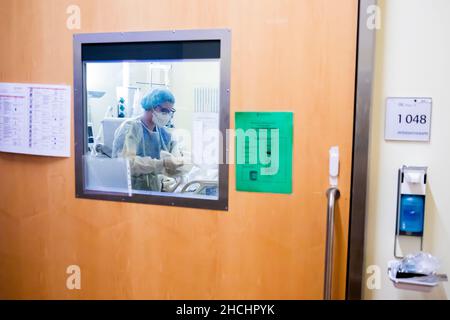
(324, 187, 340, 300)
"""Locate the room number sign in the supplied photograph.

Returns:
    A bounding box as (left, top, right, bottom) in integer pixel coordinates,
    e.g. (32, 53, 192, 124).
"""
(385, 97, 432, 142)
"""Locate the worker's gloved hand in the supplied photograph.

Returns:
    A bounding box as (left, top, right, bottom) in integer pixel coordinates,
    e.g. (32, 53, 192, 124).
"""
(162, 153, 184, 174)
(161, 176, 177, 192)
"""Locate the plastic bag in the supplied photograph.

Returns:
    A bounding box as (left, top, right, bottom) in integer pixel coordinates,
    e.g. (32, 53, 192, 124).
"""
(398, 252, 440, 275)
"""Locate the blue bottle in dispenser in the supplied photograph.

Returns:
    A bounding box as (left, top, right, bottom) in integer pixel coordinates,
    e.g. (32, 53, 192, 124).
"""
(397, 166, 427, 237)
(399, 194, 425, 235)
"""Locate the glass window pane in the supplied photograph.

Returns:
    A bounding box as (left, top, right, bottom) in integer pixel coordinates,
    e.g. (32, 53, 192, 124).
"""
(84, 60, 221, 201)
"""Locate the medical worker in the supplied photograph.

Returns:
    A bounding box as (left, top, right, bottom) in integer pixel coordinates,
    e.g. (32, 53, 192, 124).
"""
(112, 88, 183, 191)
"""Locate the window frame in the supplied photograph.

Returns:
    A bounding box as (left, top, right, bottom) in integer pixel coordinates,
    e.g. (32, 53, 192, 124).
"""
(73, 29, 231, 211)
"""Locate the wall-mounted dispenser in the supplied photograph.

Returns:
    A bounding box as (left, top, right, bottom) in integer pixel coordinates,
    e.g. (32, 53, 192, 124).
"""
(394, 166, 427, 258)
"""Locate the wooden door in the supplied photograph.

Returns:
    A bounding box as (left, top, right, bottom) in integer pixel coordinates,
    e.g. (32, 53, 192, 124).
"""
(0, 0, 357, 299)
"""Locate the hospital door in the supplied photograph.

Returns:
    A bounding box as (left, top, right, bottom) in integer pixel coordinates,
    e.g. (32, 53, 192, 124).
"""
(0, 0, 358, 299)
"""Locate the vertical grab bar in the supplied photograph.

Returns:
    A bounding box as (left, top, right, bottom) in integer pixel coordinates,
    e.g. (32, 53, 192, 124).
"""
(324, 187, 340, 300)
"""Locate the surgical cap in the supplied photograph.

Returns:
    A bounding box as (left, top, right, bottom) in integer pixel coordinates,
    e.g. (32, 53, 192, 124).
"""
(141, 88, 175, 111)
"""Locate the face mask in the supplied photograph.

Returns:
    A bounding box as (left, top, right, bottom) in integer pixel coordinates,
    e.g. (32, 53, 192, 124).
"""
(152, 111, 171, 127)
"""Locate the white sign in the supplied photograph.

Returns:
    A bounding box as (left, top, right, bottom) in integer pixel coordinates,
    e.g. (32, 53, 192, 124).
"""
(385, 97, 432, 142)
(0, 82, 71, 157)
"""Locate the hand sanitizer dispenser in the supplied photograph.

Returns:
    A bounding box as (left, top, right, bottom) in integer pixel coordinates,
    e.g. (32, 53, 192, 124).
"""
(394, 166, 427, 258)
(396, 166, 427, 237)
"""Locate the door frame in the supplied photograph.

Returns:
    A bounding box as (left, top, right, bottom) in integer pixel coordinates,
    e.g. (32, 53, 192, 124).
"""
(346, 0, 377, 300)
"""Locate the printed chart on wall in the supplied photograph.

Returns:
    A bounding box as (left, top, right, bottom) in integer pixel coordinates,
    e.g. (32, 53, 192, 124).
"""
(0, 82, 71, 157)
(235, 112, 293, 194)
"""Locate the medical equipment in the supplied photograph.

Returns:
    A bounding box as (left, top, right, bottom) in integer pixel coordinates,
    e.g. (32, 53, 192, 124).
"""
(181, 180, 218, 196)
(87, 123, 95, 152)
(94, 143, 112, 158)
(86, 90, 106, 151)
(117, 97, 126, 118)
(88, 90, 106, 99)
(101, 117, 127, 153)
(172, 166, 219, 197)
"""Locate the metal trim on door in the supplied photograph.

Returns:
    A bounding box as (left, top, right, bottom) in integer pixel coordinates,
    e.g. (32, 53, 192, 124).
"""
(346, 0, 377, 299)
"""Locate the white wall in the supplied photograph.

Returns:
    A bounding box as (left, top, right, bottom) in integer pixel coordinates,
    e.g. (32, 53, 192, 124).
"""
(170, 60, 220, 151)
(363, 0, 450, 299)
